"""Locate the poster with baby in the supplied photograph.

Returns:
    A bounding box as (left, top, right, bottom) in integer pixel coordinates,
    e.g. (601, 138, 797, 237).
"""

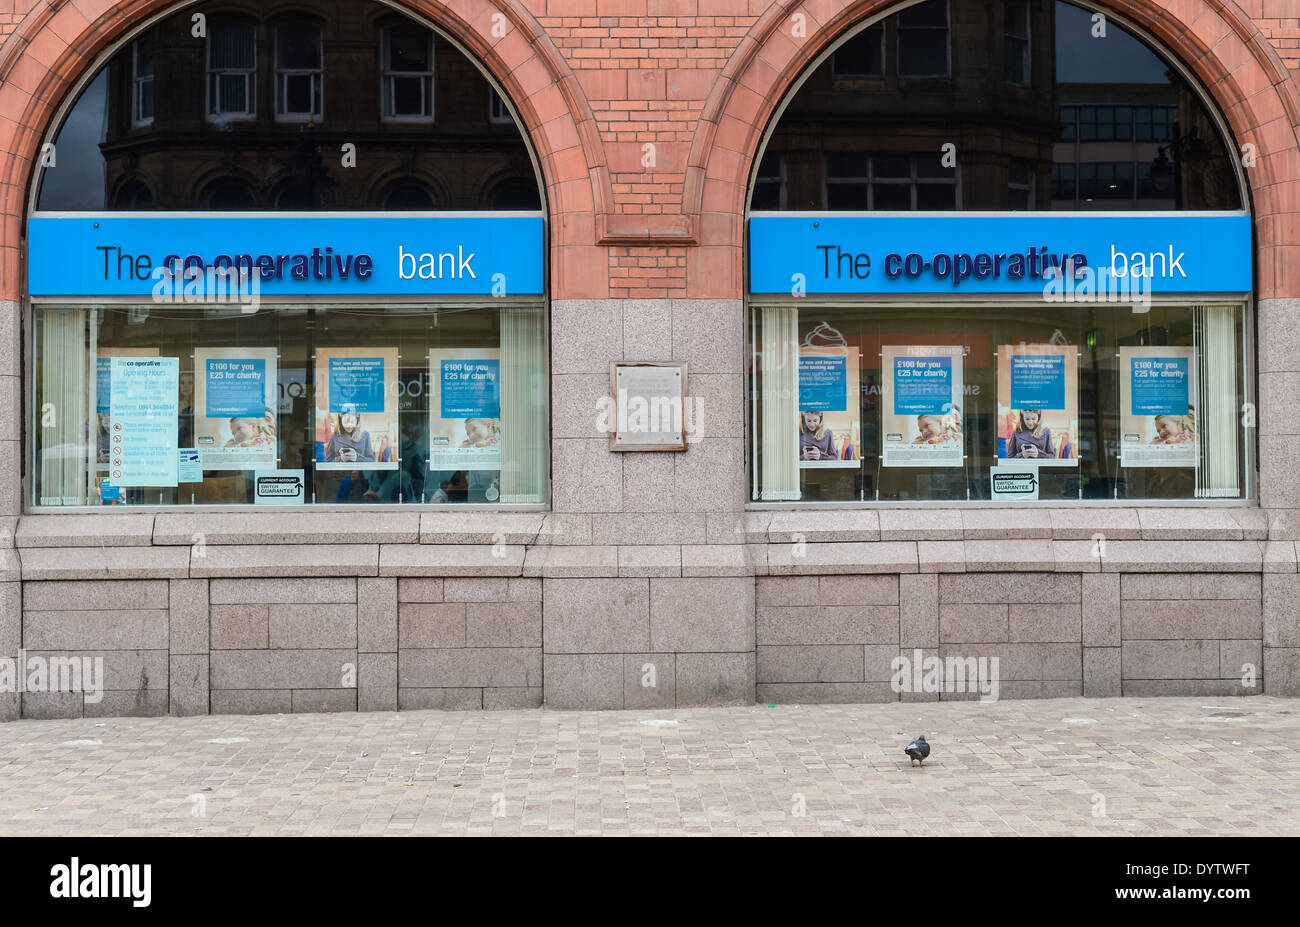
(797, 345, 861, 469)
(1119, 346, 1198, 467)
(428, 348, 502, 472)
(193, 347, 277, 470)
(881, 345, 965, 468)
(314, 347, 400, 471)
(996, 342, 1079, 466)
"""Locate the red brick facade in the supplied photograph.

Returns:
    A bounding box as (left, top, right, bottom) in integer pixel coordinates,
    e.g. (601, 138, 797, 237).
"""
(0, 0, 1296, 302)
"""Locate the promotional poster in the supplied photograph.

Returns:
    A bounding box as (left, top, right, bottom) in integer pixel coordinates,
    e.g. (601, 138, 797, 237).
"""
(1119, 346, 1198, 467)
(997, 343, 1079, 466)
(797, 344, 861, 469)
(194, 347, 278, 470)
(881, 345, 965, 467)
(315, 347, 400, 471)
(428, 348, 502, 472)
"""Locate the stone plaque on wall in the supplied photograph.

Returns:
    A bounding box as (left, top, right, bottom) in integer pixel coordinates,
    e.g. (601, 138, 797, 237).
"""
(609, 362, 687, 451)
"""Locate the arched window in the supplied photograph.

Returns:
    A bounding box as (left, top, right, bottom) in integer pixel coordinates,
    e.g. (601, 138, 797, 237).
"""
(114, 179, 154, 210)
(746, 0, 1252, 507)
(383, 182, 436, 210)
(207, 179, 257, 210)
(28, 0, 547, 510)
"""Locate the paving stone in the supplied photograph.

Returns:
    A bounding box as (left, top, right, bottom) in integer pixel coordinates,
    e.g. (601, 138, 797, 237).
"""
(0, 696, 1295, 835)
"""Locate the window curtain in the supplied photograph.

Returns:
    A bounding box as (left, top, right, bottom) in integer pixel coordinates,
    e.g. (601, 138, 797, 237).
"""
(756, 305, 800, 500)
(39, 307, 90, 505)
(499, 304, 547, 503)
(1194, 303, 1241, 499)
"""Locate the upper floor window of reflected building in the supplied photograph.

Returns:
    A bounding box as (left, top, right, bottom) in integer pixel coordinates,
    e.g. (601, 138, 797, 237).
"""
(898, 0, 950, 78)
(207, 21, 257, 120)
(382, 26, 435, 121)
(131, 39, 154, 126)
(832, 24, 885, 78)
(750, 154, 785, 210)
(826, 153, 959, 210)
(1004, 0, 1031, 85)
(489, 88, 513, 125)
(275, 22, 323, 121)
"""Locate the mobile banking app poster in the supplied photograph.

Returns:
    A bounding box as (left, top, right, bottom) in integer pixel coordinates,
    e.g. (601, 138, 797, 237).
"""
(997, 343, 1079, 466)
(1119, 346, 1198, 468)
(881, 346, 964, 468)
(194, 347, 278, 471)
(315, 347, 400, 471)
(797, 345, 861, 469)
(428, 348, 502, 472)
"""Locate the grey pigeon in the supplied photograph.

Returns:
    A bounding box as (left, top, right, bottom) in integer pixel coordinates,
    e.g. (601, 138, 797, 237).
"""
(905, 735, 930, 766)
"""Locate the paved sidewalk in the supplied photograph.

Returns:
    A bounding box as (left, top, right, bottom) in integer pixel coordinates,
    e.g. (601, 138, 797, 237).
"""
(0, 697, 1296, 836)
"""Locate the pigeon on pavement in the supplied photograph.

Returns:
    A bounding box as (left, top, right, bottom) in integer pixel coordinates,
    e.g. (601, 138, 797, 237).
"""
(905, 735, 930, 766)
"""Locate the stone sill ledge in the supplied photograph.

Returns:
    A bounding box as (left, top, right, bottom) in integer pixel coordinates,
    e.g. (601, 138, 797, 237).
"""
(6, 507, 1271, 551)
(3, 538, 1294, 582)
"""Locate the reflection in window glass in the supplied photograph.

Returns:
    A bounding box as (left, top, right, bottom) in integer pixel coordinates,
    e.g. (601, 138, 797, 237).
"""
(275, 22, 323, 119)
(208, 21, 256, 118)
(35, 0, 538, 211)
(898, 0, 950, 78)
(832, 24, 885, 78)
(754, 0, 1241, 212)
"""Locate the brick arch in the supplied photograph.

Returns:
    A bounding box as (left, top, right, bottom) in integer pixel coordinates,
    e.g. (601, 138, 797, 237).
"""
(686, 0, 1300, 299)
(0, 0, 613, 299)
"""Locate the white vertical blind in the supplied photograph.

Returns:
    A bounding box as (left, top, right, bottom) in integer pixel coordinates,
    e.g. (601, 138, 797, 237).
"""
(498, 304, 547, 503)
(1195, 303, 1241, 498)
(757, 305, 800, 500)
(39, 307, 90, 505)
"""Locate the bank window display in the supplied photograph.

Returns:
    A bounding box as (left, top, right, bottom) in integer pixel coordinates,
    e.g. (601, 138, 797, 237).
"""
(748, 0, 1252, 505)
(33, 303, 547, 506)
(29, 0, 547, 509)
(749, 303, 1249, 502)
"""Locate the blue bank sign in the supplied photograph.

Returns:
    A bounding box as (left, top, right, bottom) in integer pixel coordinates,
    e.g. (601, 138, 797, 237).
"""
(27, 212, 545, 297)
(748, 212, 1252, 295)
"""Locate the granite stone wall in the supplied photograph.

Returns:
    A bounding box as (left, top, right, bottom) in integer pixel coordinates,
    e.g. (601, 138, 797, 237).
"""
(1, 507, 1293, 719)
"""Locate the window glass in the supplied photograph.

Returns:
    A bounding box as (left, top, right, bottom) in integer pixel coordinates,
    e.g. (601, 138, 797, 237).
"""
(34, 302, 547, 506)
(34, 1, 538, 211)
(832, 24, 885, 78)
(749, 302, 1248, 503)
(275, 23, 323, 119)
(1004, 0, 1030, 85)
(898, 0, 949, 78)
(208, 21, 256, 118)
(755, 0, 1242, 212)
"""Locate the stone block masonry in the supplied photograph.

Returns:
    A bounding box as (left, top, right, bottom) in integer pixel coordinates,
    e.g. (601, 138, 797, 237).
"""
(0, 510, 1292, 718)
